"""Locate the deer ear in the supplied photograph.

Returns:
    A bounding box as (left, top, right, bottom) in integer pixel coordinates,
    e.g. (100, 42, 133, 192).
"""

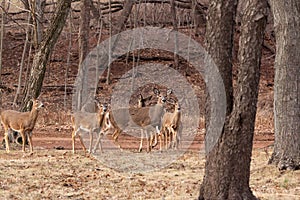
(153, 88, 160, 95)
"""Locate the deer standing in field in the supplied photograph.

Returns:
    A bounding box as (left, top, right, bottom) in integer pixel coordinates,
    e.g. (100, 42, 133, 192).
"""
(108, 88, 172, 152)
(160, 99, 181, 150)
(104, 88, 172, 152)
(0, 99, 44, 153)
(71, 103, 108, 154)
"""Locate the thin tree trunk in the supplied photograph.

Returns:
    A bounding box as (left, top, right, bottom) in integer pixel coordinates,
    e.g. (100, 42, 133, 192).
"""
(106, 0, 112, 85)
(13, 13, 31, 105)
(64, 11, 72, 110)
(0, 0, 6, 86)
(21, 0, 72, 111)
(268, 0, 300, 170)
(170, 0, 179, 69)
(30, 0, 45, 48)
(105, 0, 134, 84)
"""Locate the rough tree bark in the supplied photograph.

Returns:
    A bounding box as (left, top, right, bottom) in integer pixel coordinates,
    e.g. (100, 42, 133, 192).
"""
(30, 0, 46, 48)
(199, 0, 268, 199)
(170, 0, 179, 68)
(77, 0, 91, 109)
(79, 0, 91, 68)
(268, 0, 300, 170)
(21, 0, 72, 111)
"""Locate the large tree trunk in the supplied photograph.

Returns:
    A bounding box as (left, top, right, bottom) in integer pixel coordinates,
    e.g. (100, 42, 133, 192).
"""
(200, 0, 236, 197)
(199, 0, 268, 199)
(30, 0, 46, 48)
(268, 0, 300, 170)
(77, 0, 91, 110)
(21, 0, 72, 110)
(79, 0, 90, 68)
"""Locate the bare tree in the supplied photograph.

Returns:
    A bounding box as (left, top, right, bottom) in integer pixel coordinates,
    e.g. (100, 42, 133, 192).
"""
(170, 0, 179, 68)
(76, 0, 91, 109)
(13, 13, 31, 105)
(79, 0, 91, 69)
(21, 0, 72, 110)
(268, 0, 300, 170)
(0, 0, 8, 86)
(199, 0, 268, 199)
(30, 0, 46, 48)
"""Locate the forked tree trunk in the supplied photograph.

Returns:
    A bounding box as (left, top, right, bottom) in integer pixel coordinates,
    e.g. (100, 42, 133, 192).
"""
(21, 0, 72, 111)
(199, 0, 268, 199)
(268, 0, 300, 170)
(112, 0, 134, 35)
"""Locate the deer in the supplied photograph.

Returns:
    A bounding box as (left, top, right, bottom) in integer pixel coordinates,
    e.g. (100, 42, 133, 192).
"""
(160, 99, 181, 151)
(0, 99, 44, 153)
(96, 92, 153, 150)
(102, 88, 172, 152)
(71, 103, 108, 154)
(137, 93, 152, 108)
(81, 96, 98, 113)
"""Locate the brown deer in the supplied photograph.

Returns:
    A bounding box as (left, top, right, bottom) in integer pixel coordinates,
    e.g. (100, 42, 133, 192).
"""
(160, 99, 181, 150)
(137, 93, 152, 108)
(103, 88, 172, 152)
(71, 103, 108, 154)
(0, 99, 44, 153)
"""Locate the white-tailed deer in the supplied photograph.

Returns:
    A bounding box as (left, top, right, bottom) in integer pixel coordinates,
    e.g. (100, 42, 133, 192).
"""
(81, 98, 98, 113)
(160, 99, 181, 150)
(71, 103, 108, 154)
(137, 93, 152, 108)
(0, 99, 44, 153)
(104, 88, 172, 152)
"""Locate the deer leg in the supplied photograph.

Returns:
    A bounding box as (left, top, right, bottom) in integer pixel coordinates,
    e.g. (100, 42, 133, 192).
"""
(174, 129, 179, 150)
(112, 128, 121, 142)
(78, 133, 86, 152)
(72, 129, 78, 154)
(165, 128, 169, 150)
(93, 130, 103, 153)
(20, 130, 26, 152)
(88, 131, 93, 153)
(151, 126, 159, 148)
(146, 131, 150, 153)
(27, 132, 33, 153)
(138, 129, 144, 152)
(168, 127, 173, 149)
(4, 129, 10, 153)
(159, 129, 164, 152)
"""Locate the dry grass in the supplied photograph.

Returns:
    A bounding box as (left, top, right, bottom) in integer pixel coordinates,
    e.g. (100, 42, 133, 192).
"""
(0, 148, 299, 200)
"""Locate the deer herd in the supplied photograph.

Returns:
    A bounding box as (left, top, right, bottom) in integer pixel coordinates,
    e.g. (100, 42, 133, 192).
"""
(1, 88, 182, 154)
